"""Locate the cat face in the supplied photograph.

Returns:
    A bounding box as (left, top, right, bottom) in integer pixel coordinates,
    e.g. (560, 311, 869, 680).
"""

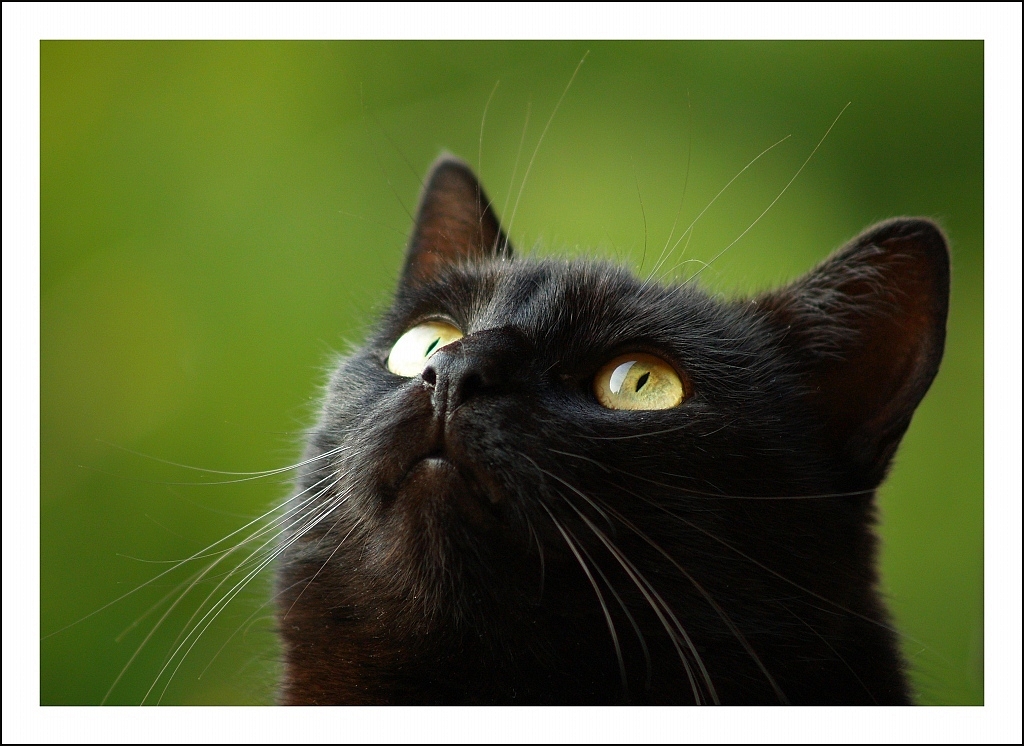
(276, 157, 949, 705)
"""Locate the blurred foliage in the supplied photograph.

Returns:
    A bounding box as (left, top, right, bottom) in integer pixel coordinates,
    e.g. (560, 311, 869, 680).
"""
(41, 41, 982, 705)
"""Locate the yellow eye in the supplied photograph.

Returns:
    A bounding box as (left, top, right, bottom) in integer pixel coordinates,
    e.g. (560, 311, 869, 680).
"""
(387, 321, 464, 377)
(594, 353, 687, 411)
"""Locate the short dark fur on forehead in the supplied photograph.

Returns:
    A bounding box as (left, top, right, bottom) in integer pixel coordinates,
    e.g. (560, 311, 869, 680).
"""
(276, 155, 949, 705)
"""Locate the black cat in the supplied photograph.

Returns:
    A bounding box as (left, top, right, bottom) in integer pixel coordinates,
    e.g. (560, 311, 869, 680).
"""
(275, 155, 949, 704)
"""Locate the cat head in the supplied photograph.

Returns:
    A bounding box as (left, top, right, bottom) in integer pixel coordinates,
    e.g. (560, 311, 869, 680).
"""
(277, 155, 949, 704)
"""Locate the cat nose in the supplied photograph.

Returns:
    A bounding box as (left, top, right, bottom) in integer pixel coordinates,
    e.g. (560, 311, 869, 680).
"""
(421, 327, 524, 415)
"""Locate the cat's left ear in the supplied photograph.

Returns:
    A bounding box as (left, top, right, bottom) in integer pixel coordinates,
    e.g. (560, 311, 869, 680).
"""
(400, 155, 512, 287)
(758, 218, 950, 488)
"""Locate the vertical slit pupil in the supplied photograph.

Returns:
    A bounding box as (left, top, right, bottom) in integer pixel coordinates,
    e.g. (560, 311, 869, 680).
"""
(635, 371, 650, 392)
(425, 338, 440, 357)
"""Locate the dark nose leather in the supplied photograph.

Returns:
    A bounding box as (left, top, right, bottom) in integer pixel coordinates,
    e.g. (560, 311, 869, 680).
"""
(421, 327, 525, 416)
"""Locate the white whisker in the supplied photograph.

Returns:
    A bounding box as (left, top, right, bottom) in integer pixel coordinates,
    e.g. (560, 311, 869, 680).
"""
(100, 465, 347, 704)
(504, 52, 588, 246)
(144, 480, 353, 704)
(686, 103, 851, 284)
(646, 134, 792, 283)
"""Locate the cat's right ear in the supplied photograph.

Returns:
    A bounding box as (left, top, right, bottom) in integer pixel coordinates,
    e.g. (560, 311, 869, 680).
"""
(400, 155, 512, 288)
(758, 218, 950, 489)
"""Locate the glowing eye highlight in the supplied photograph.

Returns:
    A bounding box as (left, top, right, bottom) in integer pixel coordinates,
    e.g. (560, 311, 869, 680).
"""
(594, 353, 687, 411)
(387, 321, 464, 377)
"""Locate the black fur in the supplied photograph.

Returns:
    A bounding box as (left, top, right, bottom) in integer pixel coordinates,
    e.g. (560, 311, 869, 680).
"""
(275, 156, 949, 704)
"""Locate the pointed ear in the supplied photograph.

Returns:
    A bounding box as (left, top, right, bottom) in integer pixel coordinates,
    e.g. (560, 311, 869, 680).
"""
(759, 218, 950, 487)
(401, 155, 512, 286)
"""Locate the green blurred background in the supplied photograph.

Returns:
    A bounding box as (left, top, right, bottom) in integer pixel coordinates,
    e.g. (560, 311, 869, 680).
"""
(40, 41, 983, 705)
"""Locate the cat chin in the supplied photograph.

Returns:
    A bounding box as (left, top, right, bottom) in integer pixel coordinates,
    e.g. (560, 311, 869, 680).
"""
(395, 455, 499, 530)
